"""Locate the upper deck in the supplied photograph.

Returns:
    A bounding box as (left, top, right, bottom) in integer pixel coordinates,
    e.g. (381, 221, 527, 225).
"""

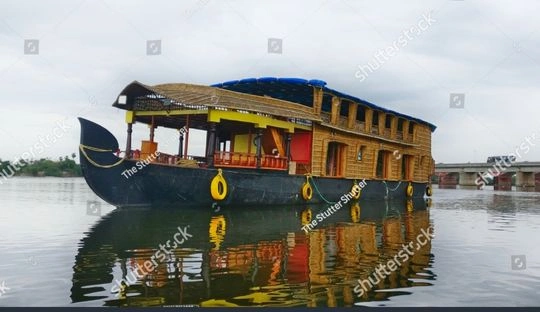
(112, 78, 436, 181)
(113, 78, 435, 144)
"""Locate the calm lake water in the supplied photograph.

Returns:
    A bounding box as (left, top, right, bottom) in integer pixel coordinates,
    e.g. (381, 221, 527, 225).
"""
(0, 177, 539, 307)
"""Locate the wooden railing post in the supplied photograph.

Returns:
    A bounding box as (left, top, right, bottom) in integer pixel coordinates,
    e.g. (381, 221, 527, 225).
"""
(285, 133, 292, 161)
(206, 122, 217, 168)
(365, 108, 373, 133)
(178, 132, 184, 157)
(390, 115, 398, 139)
(313, 87, 323, 115)
(347, 102, 357, 129)
(378, 112, 386, 136)
(125, 123, 132, 159)
(403, 120, 410, 141)
(256, 128, 263, 169)
(331, 96, 341, 125)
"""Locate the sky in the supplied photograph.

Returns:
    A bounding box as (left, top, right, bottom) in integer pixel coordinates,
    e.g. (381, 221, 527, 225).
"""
(1, 0, 539, 164)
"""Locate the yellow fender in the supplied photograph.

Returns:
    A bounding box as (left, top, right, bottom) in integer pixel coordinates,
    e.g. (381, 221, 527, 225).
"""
(406, 199, 414, 212)
(350, 202, 361, 223)
(301, 208, 313, 225)
(426, 185, 433, 197)
(301, 179, 313, 201)
(209, 215, 226, 251)
(406, 182, 414, 197)
(210, 169, 228, 201)
(351, 182, 361, 200)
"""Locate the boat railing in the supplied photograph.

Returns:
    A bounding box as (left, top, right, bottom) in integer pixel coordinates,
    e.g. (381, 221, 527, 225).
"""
(214, 152, 288, 170)
(155, 153, 205, 167)
(320, 112, 331, 124)
(354, 122, 365, 132)
(317, 112, 417, 143)
(338, 116, 348, 128)
(124, 150, 205, 167)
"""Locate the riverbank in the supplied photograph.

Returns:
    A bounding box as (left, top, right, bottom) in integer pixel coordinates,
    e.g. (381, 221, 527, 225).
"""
(0, 156, 82, 179)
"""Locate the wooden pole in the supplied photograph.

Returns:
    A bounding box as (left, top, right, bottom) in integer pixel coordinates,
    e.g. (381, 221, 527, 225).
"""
(184, 115, 190, 159)
(256, 128, 263, 169)
(125, 123, 133, 159)
(178, 132, 184, 157)
(206, 122, 216, 167)
(150, 116, 155, 142)
(285, 133, 291, 161)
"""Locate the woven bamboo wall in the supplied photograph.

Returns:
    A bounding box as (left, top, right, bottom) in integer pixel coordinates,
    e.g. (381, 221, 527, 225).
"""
(310, 122, 433, 183)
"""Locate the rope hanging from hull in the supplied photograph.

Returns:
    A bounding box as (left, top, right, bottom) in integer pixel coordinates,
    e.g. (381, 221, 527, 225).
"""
(306, 175, 336, 205)
(79, 144, 125, 169)
(383, 180, 403, 198)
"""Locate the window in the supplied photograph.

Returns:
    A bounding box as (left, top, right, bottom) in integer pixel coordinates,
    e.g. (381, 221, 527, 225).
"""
(326, 142, 346, 177)
(408, 122, 415, 134)
(357, 145, 366, 161)
(385, 115, 392, 129)
(321, 94, 333, 113)
(356, 105, 366, 122)
(340, 101, 348, 117)
(372, 111, 379, 126)
(397, 119, 404, 132)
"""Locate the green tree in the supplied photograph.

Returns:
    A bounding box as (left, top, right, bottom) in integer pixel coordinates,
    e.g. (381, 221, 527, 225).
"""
(4, 154, 82, 177)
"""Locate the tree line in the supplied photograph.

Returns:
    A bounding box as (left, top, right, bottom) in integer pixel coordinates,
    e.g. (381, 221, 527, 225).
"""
(0, 153, 82, 177)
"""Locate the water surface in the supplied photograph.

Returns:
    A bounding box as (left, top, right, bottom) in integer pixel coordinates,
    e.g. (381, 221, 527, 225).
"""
(0, 178, 539, 307)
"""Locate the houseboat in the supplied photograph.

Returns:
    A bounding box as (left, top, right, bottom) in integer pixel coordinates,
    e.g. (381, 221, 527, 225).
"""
(78, 77, 436, 207)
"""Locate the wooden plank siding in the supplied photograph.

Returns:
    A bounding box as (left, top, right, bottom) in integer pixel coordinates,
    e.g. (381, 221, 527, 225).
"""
(310, 121, 433, 183)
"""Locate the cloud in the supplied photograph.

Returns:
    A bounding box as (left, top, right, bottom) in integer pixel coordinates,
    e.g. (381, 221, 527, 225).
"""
(0, 0, 538, 163)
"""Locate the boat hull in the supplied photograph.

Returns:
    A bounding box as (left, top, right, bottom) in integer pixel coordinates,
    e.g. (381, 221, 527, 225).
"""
(78, 118, 428, 208)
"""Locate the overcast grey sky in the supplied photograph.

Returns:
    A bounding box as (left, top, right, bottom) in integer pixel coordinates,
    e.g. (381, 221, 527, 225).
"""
(1, 0, 539, 163)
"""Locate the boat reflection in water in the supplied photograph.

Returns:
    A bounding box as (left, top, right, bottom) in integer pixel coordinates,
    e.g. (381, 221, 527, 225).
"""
(70, 198, 435, 307)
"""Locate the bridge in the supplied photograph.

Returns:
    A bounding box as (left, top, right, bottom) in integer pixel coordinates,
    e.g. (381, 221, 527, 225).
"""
(434, 161, 540, 191)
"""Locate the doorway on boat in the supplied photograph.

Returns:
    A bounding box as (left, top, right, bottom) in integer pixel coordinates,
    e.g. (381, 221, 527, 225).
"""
(401, 155, 415, 181)
(325, 142, 346, 177)
(375, 150, 392, 179)
(290, 131, 312, 174)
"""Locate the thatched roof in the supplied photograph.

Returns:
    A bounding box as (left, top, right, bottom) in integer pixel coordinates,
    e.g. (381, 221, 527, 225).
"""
(113, 81, 320, 123)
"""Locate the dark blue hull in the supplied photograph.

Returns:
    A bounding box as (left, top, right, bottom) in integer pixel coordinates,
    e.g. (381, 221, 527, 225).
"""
(79, 118, 428, 208)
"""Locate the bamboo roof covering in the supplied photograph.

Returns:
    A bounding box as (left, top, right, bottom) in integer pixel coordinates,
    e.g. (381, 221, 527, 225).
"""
(113, 81, 320, 123)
